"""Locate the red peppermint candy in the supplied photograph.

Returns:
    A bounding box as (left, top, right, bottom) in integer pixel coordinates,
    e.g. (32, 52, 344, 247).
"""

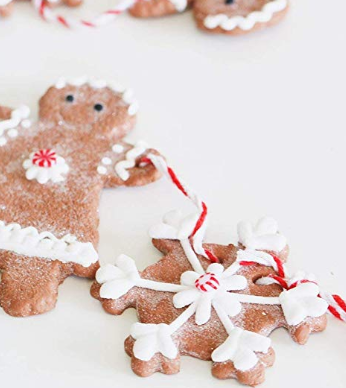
(32, 149, 57, 168)
(195, 273, 220, 293)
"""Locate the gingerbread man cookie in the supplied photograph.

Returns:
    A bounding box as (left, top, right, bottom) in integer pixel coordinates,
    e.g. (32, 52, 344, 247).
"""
(0, 77, 161, 317)
(91, 154, 340, 386)
(129, 0, 289, 35)
(0, 0, 81, 18)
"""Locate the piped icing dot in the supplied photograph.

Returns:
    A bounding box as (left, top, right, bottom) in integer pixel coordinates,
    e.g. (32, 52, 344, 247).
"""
(21, 119, 32, 129)
(101, 157, 112, 165)
(97, 165, 107, 175)
(112, 144, 124, 153)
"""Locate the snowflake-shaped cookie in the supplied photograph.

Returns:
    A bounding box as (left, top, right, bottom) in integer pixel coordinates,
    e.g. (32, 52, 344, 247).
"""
(92, 216, 328, 386)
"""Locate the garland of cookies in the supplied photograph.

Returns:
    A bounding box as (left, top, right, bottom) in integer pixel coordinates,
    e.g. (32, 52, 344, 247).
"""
(95, 153, 345, 374)
(138, 153, 346, 323)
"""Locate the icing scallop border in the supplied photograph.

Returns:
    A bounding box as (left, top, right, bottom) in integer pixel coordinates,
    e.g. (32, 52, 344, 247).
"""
(203, 0, 288, 32)
(0, 221, 98, 267)
(55, 76, 139, 116)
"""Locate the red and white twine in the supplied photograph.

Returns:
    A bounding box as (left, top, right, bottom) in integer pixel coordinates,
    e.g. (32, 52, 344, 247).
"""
(32, 0, 138, 28)
(142, 154, 219, 263)
(141, 153, 346, 323)
(240, 252, 346, 323)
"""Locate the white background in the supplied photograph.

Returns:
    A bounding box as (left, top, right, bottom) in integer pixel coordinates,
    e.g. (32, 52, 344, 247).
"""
(0, 0, 345, 387)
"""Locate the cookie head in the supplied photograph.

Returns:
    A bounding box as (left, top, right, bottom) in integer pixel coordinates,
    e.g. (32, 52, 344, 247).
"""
(194, 0, 289, 35)
(39, 78, 138, 139)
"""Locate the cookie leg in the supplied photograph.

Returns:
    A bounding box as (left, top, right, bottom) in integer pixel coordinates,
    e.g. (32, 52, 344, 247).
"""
(288, 315, 328, 345)
(125, 336, 181, 376)
(212, 348, 275, 386)
(0, 2, 14, 18)
(0, 252, 70, 317)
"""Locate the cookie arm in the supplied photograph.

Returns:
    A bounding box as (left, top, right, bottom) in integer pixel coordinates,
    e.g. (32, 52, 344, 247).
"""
(99, 143, 162, 188)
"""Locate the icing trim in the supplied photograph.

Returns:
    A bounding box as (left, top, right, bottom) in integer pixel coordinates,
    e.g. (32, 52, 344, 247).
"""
(55, 77, 139, 116)
(115, 141, 148, 181)
(237, 217, 287, 252)
(279, 283, 328, 326)
(170, 0, 187, 12)
(0, 105, 31, 146)
(203, 0, 288, 32)
(0, 221, 98, 267)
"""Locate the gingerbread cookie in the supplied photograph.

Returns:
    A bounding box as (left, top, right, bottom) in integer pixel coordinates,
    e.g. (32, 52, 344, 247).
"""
(0, 77, 161, 317)
(0, 0, 81, 18)
(91, 154, 344, 385)
(194, 0, 289, 35)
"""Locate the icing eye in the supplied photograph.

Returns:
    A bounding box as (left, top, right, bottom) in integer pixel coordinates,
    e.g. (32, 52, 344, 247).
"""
(65, 95, 74, 103)
(94, 103, 104, 112)
(225, 0, 235, 3)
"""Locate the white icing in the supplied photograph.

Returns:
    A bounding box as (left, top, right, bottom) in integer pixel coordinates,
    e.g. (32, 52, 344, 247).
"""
(0, 105, 31, 146)
(236, 248, 287, 274)
(170, 0, 187, 12)
(54, 77, 138, 116)
(101, 157, 112, 165)
(23, 150, 69, 184)
(286, 271, 316, 288)
(203, 0, 288, 32)
(256, 276, 279, 286)
(237, 217, 287, 252)
(97, 165, 107, 175)
(150, 209, 200, 241)
(211, 327, 271, 370)
(0, 221, 98, 267)
(96, 254, 186, 299)
(173, 263, 247, 325)
(279, 283, 328, 326)
(115, 141, 148, 181)
(131, 323, 178, 361)
(112, 144, 124, 153)
(96, 255, 140, 300)
(21, 119, 32, 129)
